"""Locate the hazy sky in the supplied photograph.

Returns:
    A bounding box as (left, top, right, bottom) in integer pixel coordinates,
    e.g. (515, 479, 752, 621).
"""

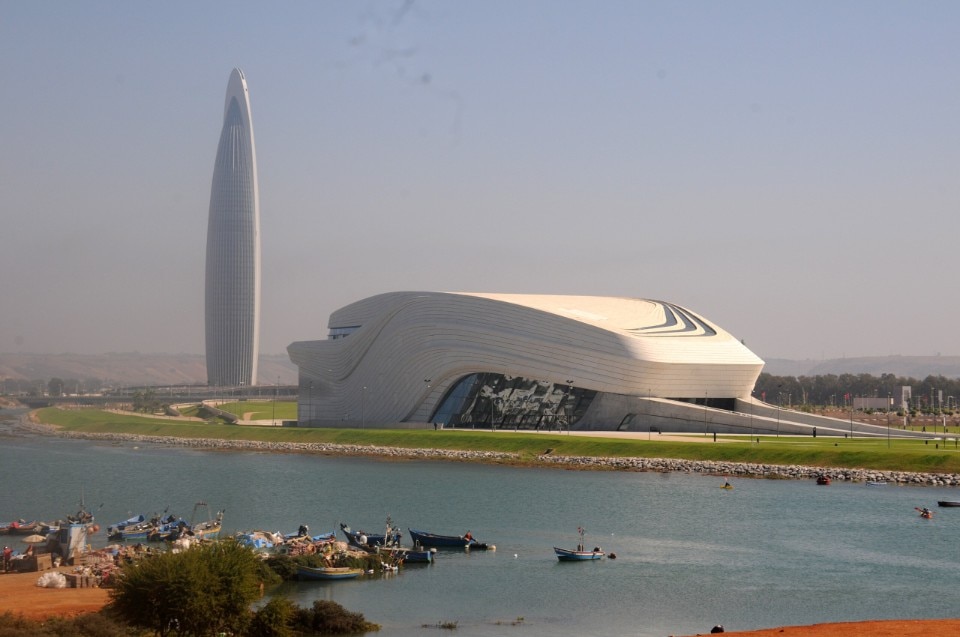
(2, 1, 959, 362)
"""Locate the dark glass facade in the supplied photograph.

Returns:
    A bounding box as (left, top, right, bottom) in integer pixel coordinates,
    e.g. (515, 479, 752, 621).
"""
(432, 373, 596, 430)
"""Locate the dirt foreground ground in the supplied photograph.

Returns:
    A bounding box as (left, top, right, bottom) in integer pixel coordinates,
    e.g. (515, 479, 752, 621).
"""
(3, 569, 960, 636)
(0, 569, 110, 620)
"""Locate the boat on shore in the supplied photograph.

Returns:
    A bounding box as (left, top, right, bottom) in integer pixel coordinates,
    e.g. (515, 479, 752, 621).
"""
(409, 528, 491, 550)
(554, 527, 604, 561)
(297, 565, 364, 581)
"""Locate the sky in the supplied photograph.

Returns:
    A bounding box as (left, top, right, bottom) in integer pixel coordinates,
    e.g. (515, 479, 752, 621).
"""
(2, 1, 959, 362)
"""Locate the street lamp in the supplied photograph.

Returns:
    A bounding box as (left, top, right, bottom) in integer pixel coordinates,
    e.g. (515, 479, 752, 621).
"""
(272, 376, 279, 426)
(566, 380, 574, 435)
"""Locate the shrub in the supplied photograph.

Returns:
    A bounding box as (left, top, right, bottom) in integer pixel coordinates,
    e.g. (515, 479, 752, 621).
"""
(111, 539, 263, 636)
(293, 600, 380, 635)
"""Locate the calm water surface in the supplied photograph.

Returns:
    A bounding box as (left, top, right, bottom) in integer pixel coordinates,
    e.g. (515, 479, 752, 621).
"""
(3, 409, 960, 636)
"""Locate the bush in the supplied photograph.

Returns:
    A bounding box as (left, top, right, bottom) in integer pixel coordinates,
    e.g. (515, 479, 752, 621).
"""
(248, 597, 298, 637)
(0, 611, 130, 637)
(293, 600, 380, 635)
(111, 539, 263, 636)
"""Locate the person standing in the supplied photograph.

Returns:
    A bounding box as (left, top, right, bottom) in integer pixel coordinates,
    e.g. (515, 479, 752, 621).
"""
(2, 545, 12, 572)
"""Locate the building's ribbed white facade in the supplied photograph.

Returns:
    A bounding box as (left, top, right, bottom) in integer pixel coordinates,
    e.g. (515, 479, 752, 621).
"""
(288, 292, 765, 430)
(205, 68, 261, 387)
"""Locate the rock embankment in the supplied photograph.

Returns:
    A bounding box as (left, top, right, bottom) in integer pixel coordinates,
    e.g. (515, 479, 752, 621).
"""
(535, 454, 960, 486)
(24, 419, 960, 487)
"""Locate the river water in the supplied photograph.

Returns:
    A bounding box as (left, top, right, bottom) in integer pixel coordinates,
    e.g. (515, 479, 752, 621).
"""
(2, 408, 960, 636)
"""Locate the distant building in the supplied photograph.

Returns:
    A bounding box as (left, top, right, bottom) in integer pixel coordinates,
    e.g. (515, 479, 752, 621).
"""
(205, 68, 261, 386)
(288, 292, 765, 430)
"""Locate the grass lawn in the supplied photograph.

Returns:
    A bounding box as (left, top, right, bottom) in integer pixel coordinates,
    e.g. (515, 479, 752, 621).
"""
(34, 407, 960, 475)
(214, 400, 298, 421)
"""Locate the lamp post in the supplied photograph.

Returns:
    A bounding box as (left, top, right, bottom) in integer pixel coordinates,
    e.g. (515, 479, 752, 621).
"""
(566, 379, 574, 435)
(272, 376, 279, 426)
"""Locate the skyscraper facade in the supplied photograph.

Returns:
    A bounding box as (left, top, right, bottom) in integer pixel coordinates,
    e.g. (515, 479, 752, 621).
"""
(205, 68, 261, 386)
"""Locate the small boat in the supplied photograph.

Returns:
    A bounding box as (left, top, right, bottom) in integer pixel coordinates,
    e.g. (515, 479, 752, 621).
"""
(554, 527, 605, 561)
(183, 502, 223, 539)
(916, 507, 934, 519)
(866, 481, 887, 487)
(108, 514, 145, 533)
(409, 528, 491, 550)
(938, 500, 960, 507)
(296, 565, 364, 581)
(340, 522, 402, 548)
(720, 481, 733, 490)
(5, 520, 40, 535)
(374, 545, 434, 564)
(816, 475, 831, 486)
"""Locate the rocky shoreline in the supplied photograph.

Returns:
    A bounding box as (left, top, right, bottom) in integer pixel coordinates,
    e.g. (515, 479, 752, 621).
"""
(25, 419, 960, 488)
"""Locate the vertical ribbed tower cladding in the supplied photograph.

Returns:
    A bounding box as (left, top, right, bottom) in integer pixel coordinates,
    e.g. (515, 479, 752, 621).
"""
(205, 68, 261, 387)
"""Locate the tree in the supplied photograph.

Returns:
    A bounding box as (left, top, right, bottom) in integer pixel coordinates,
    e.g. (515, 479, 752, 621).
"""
(111, 539, 263, 636)
(48, 378, 64, 397)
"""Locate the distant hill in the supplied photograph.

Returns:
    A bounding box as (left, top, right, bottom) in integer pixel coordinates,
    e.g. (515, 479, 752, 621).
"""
(0, 352, 298, 386)
(762, 356, 960, 379)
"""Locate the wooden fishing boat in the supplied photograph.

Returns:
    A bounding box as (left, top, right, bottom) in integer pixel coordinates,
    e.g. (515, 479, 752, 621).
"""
(5, 520, 40, 535)
(554, 527, 605, 561)
(296, 565, 364, 581)
(938, 500, 960, 507)
(107, 514, 145, 533)
(186, 502, 223, 539)
(340, 522, 402, 548)
(374, 545, 434, 563)
(554, 546, 605, 561)
(409, 528, 491, 550)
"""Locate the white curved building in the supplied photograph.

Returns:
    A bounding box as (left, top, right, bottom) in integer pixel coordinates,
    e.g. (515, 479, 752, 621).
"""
(288, 292, 765, 431)
(205, 68, 261, 386)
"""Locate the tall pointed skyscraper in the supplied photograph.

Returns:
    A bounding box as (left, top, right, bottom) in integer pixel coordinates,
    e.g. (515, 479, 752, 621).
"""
(205, 68, 261, 386)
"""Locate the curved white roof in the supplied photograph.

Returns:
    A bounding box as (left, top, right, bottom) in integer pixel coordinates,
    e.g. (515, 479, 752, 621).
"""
(288, 292, 763, 426)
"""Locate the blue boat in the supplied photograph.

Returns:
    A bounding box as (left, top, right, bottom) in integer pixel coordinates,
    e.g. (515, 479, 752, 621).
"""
(554, 527, 605, 561)
(409, 528, 491, 550)
(296, 565, 364, 581)
(107, 514, 144, 534)
(340, 522, 402, 548)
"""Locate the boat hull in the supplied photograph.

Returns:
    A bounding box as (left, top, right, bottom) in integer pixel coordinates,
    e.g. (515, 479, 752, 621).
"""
(409, 528, 488, 549)
(554, 547, 604, 561)
(938, 501, 960, 507)
(297, 565, 363, 581)
(340, 523, 401, 548)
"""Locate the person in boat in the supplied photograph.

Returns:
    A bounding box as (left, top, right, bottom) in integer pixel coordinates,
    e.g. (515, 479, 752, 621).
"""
(464, 530, 474, 542)
(723, 479, 731, 488)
